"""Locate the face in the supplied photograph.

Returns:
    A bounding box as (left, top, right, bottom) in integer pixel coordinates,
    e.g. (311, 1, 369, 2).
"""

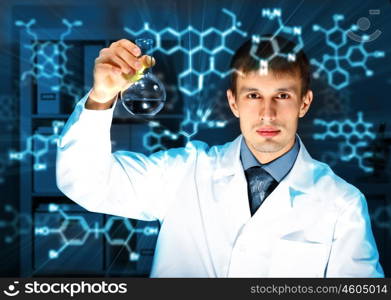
(227, 70, 313, 163)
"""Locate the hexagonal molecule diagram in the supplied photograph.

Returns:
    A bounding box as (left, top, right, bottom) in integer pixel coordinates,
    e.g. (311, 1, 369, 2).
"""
(313, 112, 375, 172)
(124, 8, 248, 96)
(34, 204, 158, 261)
(15, 18, 83, 101)
(250, 8, 304, 75)
(9, 121, 64, 171)
(143, 121, 180, 153)
(125, 7, 305, 96)
(311, 14, 385, 90)
(142, 106, 228, 152)
(179, 107, 227, 141)
(127, 8, 306, 152)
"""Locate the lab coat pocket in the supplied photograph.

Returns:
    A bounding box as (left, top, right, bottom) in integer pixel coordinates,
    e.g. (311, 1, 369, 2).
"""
(268, 239, 328, 277)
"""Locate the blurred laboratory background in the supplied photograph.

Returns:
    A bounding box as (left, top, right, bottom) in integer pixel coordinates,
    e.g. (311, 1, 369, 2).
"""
(0, 0, 390, 277)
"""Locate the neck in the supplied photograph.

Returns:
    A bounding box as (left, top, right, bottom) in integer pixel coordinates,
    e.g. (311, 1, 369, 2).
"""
(247, 137, 296, 164)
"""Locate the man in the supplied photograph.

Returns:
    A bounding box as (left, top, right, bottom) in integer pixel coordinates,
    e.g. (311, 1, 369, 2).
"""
(56, 36, 384, 277)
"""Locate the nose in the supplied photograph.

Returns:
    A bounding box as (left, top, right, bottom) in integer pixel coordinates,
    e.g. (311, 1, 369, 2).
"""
(259, 98, 276, 122)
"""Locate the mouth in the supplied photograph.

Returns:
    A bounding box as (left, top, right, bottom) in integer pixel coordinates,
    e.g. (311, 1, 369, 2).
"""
(256, 127, 281, 137)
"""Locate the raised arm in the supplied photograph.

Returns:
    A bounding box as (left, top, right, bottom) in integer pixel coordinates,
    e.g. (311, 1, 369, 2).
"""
(56, 39, 173, 222)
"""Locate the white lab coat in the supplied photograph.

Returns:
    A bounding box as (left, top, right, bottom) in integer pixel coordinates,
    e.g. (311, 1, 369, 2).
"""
(56, 93, 384, 278)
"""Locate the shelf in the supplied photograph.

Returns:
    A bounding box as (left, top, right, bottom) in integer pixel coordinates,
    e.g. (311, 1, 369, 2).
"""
(19, 33, 165, 277)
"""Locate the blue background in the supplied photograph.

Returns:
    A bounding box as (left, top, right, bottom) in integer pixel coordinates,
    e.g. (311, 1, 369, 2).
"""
(0, 0, 390, 277)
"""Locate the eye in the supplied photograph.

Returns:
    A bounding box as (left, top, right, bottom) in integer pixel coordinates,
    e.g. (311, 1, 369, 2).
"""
(246, 93, 261, 99)
(276, 93, 290, 100)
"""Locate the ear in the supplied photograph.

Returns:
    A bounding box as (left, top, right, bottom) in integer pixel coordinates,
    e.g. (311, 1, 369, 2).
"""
(227, 89, 239, 118)
(299, 89, 313, 118)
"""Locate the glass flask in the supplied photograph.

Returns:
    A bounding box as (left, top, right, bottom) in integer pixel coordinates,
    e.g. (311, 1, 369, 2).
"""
(120, 38, 166, 117)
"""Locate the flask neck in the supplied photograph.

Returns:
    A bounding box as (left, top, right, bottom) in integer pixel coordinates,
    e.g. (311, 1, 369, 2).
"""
(143, 57, 154, 74)
(136, 38, 153, 55)
(136, 38, 154, 74)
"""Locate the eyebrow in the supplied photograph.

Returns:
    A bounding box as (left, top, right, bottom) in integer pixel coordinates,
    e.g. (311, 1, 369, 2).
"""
(238, 86, 298, 94)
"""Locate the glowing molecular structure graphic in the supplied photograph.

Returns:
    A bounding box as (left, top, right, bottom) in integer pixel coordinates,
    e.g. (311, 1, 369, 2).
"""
(124, 8, 248, 96)
(143, 121, 180, 153)
(202, 83, 232, 122)
(34, 204, 158, 261)
(311, 14, 385, 90)
(179, 107, 227, 139)
(142, 107, 227, 152)
(125, 7, 305, 151)
(9, 121, 64, 171)
(0, 204, 32, 244)
(313, 112, 375, 172)
(15, 18, 84, 101)
(250, 8, 303, 75)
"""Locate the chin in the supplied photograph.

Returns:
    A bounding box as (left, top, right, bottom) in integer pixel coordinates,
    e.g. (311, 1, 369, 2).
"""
(250, 139, 283, 153)
(254, 143, 284, 153)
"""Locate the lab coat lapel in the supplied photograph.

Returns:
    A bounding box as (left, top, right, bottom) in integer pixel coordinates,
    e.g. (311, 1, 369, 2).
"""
(249, 136, 333, 243)
(212, 135, 252, 230)
(195, 135, 331, 276)
(195, 135, 250, 276)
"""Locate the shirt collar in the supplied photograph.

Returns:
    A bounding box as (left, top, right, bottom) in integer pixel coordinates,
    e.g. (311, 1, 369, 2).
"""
(240, 136, 300, 182)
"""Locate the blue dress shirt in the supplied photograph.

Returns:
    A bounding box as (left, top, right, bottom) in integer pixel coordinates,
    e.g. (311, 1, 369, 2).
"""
(240, 136, 300, 182)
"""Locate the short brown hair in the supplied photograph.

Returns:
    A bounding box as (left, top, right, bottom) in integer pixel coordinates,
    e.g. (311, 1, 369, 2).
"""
(229, 35, 311, 96)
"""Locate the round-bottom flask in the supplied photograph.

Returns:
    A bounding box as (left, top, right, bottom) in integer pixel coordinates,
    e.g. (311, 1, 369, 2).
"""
(120, 38, 166, 116)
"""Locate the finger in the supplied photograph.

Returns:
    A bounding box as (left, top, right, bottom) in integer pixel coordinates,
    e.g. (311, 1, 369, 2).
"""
(115, 46, 143, 71)
(95, 63, 122, 76)
(98, 63, 129, 87)
(140, 55, 156, 68)
(110, 39, 141, 57)
(99, 54, 133, 74)
(95, 57, 120, 74)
